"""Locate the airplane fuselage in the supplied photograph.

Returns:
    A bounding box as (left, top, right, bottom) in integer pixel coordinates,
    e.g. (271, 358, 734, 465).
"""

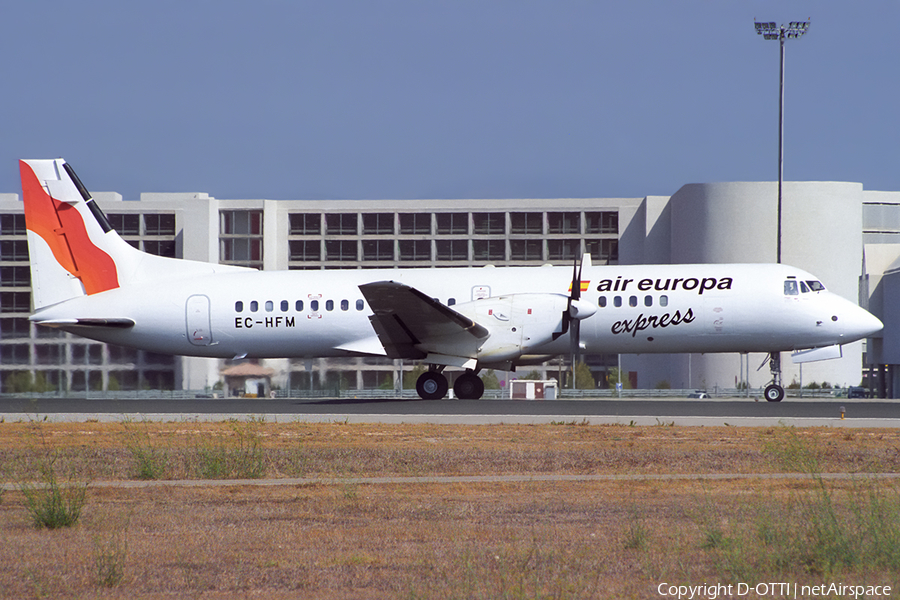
(33, 262, 877, 365)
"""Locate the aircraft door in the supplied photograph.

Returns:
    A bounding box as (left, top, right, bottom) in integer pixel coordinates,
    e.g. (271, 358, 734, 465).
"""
(186, 294, 213, 346)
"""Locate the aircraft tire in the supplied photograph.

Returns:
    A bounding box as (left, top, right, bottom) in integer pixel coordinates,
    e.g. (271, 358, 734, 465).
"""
(416, 371, 448, 400)
(764, 384, 785, 402)
(454, 372, 485, 400)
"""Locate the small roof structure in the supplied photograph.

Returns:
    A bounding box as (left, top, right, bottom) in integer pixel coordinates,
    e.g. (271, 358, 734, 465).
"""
(221, 363, 275, 378)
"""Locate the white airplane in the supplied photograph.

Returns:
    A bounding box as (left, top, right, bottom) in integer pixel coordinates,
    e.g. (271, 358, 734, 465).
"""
(19, 158, 883, 401)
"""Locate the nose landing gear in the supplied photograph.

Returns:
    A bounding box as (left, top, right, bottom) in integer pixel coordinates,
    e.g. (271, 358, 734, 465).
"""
(763, 352, 785, 402)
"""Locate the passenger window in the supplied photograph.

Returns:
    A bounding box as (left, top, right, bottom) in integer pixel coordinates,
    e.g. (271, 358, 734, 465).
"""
(660, 295, 668, 307)
(644, 295, 652, 307)
(341, 299, 349, 311)
(235, 301, 243, 312)
(295, 300, 304, 312)
(250, 301, 259, 312)
(629, 296, 638, 307)
(326, 300, 334, 311)
(598, 297, 607, 308)
(281, 300, 289, 311)
(448, 298, 456, 306)
(265, 300, 274, 312)
(784, 280, 799, 295)
(614, 296, 622, 308)
(356, 299, 365, 311)
(800, 282, 810, 293)
(310, 300, 319, 311)
(806, 280, 825, 292)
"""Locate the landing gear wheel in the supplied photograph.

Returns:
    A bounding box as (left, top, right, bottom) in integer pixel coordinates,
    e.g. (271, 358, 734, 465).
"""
(764, 384, 785, 403)
(454, 372, 485, 400)
(416, 371, 448, 400)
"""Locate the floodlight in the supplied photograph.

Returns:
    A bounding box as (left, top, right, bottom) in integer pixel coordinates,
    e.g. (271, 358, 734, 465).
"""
(753, 19, 811, 264)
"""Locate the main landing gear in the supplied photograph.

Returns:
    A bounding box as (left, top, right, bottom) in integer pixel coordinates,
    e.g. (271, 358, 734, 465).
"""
(763, 352, 785, 402)
(415, 368, 484, 400)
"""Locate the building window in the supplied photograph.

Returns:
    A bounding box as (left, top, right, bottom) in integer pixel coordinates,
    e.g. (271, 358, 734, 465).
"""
(548, 212, 580, 234)
(325, 240, 358, 261)
(0, 317, 29, 338)
(399, 213, 431, 235)
(362, 213, 394, 235)
(510, 239, 542, 261)
(398, 240, 431, 261)
(0, 240, 28, 261)
(289, 214, 321, 235)
(585, 239, 618, 263)
(510, 213, 542, 234)
(35, 345, 63, 365)
(0, 292, 30, 313)
(473, 239, 505, 261)
(143, 240, 176, 258)
(436, 240, 467, 261)
(144, 214, 176, 236)
(221, 238, 263, 266)
(0, 214, 26, 236)
(586, 211, 617, 234)
(362, 240, 394, 261)
(0, 266, 30, 287)
(108, 214, 140, 235)
(547, 239, 579, 261)
(325, 213, 357, 235)
(221, 210, 264, 268)
(0, 344, 29, 365)
(436, 213, 468, 234)
(290, 240, 321, 262)
(473, 213, 505, 235)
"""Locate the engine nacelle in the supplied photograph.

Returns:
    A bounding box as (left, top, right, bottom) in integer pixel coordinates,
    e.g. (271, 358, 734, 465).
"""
(453, 293, 587, 363)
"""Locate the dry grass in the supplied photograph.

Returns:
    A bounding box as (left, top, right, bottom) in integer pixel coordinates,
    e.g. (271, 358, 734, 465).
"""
(0, 420, 899, 598)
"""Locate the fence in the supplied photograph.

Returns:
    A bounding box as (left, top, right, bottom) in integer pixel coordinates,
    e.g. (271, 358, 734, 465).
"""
(0, 387, 853, 401)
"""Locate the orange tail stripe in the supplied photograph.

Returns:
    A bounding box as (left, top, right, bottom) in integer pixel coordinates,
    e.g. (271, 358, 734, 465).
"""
(20, 161, 119, 294)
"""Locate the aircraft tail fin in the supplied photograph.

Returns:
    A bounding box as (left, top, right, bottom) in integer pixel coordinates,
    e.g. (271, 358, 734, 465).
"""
(20, 159, 130, 309)
(20, 158, 249, 311)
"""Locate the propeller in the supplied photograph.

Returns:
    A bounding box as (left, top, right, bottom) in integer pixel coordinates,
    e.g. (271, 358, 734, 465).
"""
(552, 254, 596, 386)
(553, 254, 594, 343)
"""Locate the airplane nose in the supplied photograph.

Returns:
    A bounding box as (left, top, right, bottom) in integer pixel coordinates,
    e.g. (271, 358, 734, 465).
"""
(841, 304, 883, 340)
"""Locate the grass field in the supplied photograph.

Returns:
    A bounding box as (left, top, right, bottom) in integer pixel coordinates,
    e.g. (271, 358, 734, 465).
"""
(1, 420, 899, 598)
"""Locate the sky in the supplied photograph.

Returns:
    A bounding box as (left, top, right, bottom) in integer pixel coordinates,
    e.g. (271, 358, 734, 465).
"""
(1, 1, 898, 201)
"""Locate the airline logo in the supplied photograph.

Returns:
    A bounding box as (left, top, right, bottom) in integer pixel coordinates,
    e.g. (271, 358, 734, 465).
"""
(568, 281, 591, 293)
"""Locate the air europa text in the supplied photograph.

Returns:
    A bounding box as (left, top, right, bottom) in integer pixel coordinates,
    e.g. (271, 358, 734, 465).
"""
(597, 276, 733, 295)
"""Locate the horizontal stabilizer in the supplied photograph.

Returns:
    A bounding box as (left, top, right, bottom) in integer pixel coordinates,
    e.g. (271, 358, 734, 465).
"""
(33, 317, 135, 330)
(791, 344, 843, 364)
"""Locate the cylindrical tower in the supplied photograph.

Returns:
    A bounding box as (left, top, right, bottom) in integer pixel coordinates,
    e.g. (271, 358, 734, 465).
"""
(632, 181, 865, 392)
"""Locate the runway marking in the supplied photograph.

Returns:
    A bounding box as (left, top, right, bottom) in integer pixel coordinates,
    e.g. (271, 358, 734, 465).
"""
(5, 471, 900, 492)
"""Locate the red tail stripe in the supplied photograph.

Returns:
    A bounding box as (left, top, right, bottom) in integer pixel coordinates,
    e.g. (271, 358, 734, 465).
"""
(20, 161, 119, 294)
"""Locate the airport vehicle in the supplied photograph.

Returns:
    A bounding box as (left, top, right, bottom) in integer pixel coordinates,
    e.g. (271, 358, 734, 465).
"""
(19, 159, 883, 401)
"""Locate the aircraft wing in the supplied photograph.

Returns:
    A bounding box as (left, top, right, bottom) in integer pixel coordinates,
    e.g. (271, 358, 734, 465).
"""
(359, 281, 489, 360)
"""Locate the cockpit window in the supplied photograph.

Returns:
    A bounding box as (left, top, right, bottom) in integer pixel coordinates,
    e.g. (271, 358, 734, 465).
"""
(806, 280, 825, 292)
(784, 280, 799, 296)
(800, 281, 810, 293)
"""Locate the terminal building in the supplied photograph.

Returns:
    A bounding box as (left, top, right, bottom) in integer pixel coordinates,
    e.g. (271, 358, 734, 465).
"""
(2, 180, 900, 396)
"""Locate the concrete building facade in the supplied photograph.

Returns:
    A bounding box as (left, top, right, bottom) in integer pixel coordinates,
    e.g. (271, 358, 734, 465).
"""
(2, 179, 897, 395)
